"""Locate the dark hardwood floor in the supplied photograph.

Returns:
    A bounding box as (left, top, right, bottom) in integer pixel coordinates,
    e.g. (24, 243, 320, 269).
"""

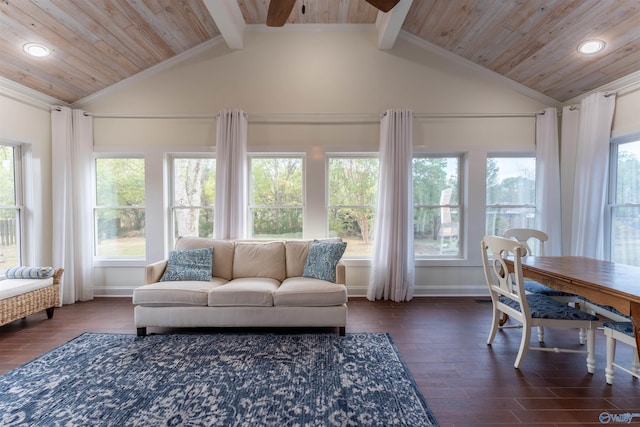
(1, 297, 639, 426)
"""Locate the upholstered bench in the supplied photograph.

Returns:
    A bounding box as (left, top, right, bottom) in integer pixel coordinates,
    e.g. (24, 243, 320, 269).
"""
(0, 267, 63, 328)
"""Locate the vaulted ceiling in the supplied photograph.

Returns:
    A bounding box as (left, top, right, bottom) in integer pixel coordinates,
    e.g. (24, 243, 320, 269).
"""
(1, 0, 639, 105)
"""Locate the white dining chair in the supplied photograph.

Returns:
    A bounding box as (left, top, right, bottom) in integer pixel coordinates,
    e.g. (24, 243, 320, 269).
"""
(503, 228, 583, 341)
(603, 321, 640, 385)
(481, 235, 599, 372)
(503, 228, 579, 302)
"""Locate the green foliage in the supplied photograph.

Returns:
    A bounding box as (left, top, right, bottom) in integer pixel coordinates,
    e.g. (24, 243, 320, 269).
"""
(612, 146, 640, 266)
(96, 158, 145, 206)
(250, 158, 303, 236)
(96, 158, 145, 238)
(486, 158, 535, 205)
(413, 158, 459, 240)
(413, 158, 452, 205)
(328, 158, 378, 243)
(616, 150, 640, 204)
(486, 158, 499, 190)
(252, 158, 302, 206)
(173, 158, 215, 237)
(485, 157, 535, 236)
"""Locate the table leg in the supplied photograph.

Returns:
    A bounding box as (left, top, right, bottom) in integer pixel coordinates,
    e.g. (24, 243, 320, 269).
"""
(632, 302, 640, 360)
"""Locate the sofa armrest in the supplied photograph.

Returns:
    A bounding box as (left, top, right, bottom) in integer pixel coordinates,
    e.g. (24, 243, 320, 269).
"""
(335, 261, 346, 285)
(146, 260, 168, 284)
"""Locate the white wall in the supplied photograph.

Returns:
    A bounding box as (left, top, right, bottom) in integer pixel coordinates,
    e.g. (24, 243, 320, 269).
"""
(0, 90, 52, 267)
(79, 29, 548, 297)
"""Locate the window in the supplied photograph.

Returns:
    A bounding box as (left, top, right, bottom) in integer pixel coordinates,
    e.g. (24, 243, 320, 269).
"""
(170, 156, 215, 240)
(0, 144, 22, 270)
(609, 139, 640, 266)
(94, 157, 145, 258)
(328, 156, 378, 257)
(413, 156, 462, 256)
(486, 156, 536, 236)
(249, 156, 303, 239)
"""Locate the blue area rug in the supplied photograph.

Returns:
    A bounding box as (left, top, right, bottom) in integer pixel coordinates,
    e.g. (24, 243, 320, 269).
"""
(0, 332, 438, 426)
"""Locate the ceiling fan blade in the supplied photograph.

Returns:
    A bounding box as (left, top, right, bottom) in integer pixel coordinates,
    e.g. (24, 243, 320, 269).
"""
(267, 0, 297, 27)
(364, 0, 401, 13)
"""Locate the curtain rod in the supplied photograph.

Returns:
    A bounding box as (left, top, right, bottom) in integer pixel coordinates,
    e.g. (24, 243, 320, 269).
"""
(84, 111, 538, 122)
(564, 90, 616, 111)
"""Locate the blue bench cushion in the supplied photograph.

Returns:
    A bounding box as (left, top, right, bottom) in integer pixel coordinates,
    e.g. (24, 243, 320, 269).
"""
(500, 294, 599, 321)
(523, 280, 577, 297)
(603, 321, 634, 337)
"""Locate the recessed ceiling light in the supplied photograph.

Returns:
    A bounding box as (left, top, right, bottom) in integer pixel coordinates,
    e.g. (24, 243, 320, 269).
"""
(23, 42, 51, 57)
(577, 39, 605, 55)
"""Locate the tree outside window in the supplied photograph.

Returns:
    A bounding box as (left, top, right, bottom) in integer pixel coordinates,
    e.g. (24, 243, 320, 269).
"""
(486, 157, 536, 237)
(250, 157, 303, 239)
(171, 157, 215, 240)
(95, 157, 145, 257)
(328, 157, 378, 257)
(610, 140, 640, 266)
(413, 156, 461, 256)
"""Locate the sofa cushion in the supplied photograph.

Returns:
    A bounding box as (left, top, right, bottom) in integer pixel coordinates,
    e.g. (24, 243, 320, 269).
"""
(175, 237, 235, 280)
(4, 266, 54, 279)
(275, 277, 347, 306)
(160, 247, 212, 282)
(233, 242, 286, 281)
(302, 240, 347, 283)
(209, 278, 279, 307)
(285, 239, 343, 278)
(133, 278, 228, 306)
(285, 240, 313, 277)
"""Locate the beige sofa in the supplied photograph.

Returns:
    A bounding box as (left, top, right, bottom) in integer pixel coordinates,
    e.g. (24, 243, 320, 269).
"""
(133, 237, 348, 336)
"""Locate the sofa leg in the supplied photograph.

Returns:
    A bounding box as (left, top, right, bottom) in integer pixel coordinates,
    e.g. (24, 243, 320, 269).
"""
(339, 327, 345, 336)
(137, 327, 147, 337)
(46, 307, 55, 319)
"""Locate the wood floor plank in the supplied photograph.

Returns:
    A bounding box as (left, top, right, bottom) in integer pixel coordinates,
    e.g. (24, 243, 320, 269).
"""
(0, 296, 639, 426)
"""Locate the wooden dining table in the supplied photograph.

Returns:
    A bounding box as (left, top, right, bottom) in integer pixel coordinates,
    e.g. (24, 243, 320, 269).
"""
(505, 256, 640, 358)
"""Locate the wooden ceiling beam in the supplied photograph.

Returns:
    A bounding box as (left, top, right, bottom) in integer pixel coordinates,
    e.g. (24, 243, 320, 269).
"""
(203, 0, 246, 49)
(377, 0, 413, 49)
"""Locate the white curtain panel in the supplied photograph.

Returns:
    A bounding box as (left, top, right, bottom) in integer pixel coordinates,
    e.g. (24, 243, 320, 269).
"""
(570, 92, 616, 258)
(535, 107, 562, 255)
(367, 109, 415, 302)
(214, 109, 248, 240)
(559, 106, 580, 255)
(51, 108, 94, 304)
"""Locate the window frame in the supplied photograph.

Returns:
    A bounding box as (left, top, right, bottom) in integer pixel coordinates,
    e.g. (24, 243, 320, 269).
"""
(0, 143, 24, 272)
(413, 153, 464, 259)
(326, 153, 379, 259)
(248, 153, 305, 239)
(167, 154, 216, 241)
(485, 154, 537, 237)
(93, 154, 146, 261)
(606, 135, 640, 264)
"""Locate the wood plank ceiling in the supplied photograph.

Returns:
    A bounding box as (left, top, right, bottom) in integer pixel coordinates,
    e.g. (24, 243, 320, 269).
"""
(0, 0, 639, 105)
(0, 0, 220, 104)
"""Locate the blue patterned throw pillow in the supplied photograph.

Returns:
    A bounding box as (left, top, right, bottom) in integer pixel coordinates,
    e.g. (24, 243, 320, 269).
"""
(302, 240, 347, 283)
(160, 247, 213, 282)
(4, 266, 55, 279)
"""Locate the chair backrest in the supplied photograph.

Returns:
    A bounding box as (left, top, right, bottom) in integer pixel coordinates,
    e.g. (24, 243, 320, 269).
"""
(503, 228, 548, 257)
(481, 235, 529, 313)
